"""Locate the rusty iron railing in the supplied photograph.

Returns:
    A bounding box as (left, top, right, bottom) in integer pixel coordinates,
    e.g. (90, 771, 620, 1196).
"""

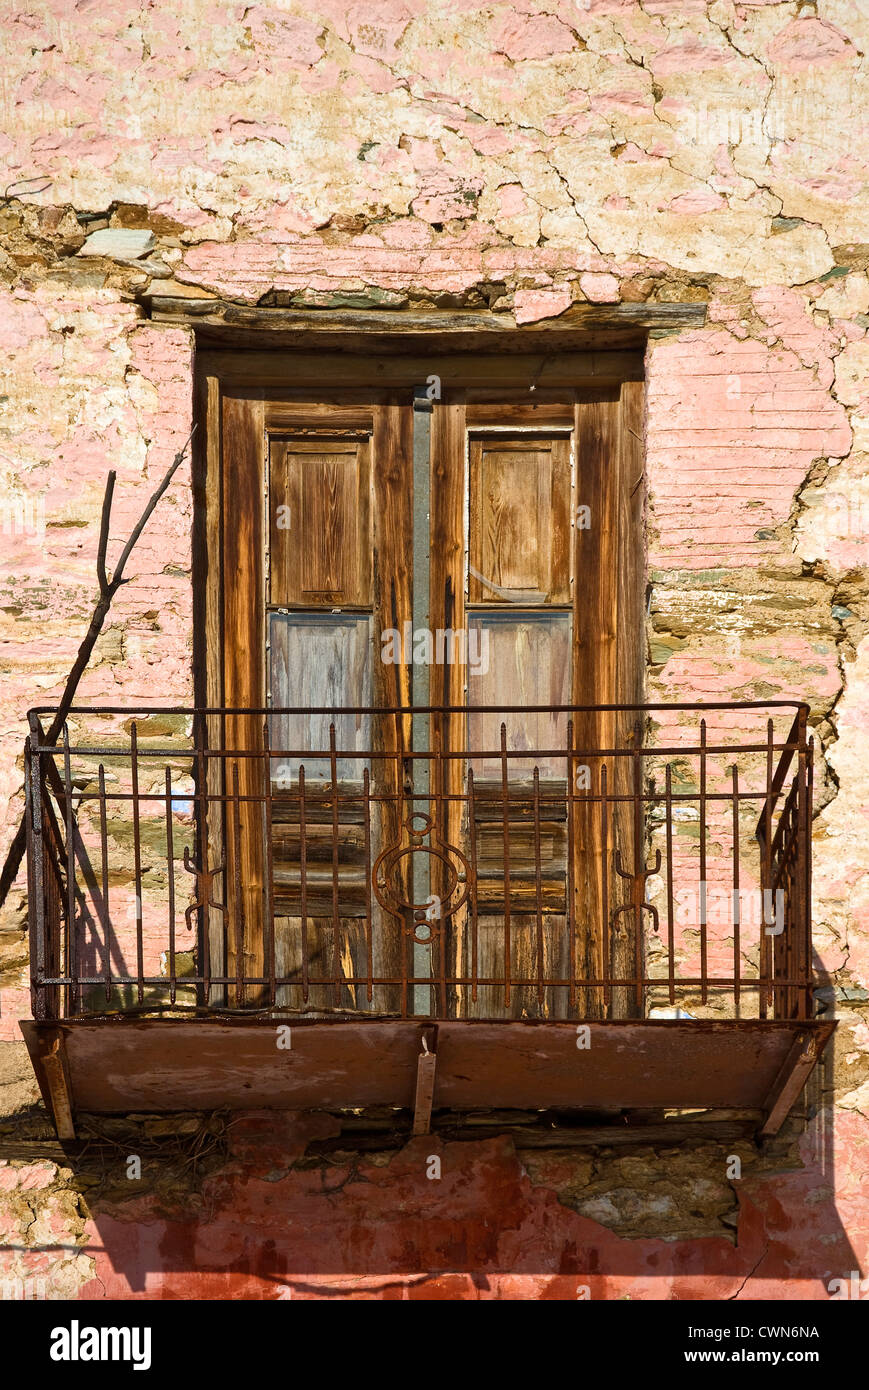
(25, 702, 814, 1023)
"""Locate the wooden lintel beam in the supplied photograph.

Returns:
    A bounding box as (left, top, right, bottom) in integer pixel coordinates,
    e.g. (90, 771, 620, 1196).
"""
(148, 295, 707, 337)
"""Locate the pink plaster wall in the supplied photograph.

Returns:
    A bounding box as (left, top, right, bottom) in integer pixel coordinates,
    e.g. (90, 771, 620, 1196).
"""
(0, 0, 868, 1301)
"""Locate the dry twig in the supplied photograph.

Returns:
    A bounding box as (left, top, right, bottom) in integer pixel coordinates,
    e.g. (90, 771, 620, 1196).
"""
(0, 427, 196, 910)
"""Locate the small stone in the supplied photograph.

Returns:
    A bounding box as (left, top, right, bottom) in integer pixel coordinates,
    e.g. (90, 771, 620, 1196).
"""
(77, 228, 156, 261)
(136, 257, 173, 278)
(579, 272, 620, 303)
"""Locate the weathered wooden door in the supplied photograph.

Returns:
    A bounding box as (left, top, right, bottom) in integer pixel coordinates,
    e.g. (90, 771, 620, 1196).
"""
(208, 370, 643, 1019)
(428, 389, 645, 1020)
(218, 392, 413, 1010)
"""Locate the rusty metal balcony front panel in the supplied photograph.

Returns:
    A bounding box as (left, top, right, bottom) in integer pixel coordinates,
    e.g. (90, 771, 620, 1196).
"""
(21, 701, 833, 1139)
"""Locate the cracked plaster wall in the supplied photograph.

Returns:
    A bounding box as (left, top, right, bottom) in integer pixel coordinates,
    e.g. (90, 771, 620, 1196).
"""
(0, 0, 868, 1299)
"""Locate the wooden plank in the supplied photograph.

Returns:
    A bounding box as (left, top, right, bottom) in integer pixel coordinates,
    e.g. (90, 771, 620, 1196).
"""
(273, 912, 367, 1010)
(613, 379, 647, 1017)
(306, 1113, 763, 1152)
(473, 911, 571, 1018)
(200, 373, 225, 1002)
(264, 401, 376, 429)
(199, 351, 644, 392)
(412, 1027, 438, 1135)
(152, 299, 706, 336)
(465, 399, 575, 424)
(39, 1017, 830, 1118)
(222, 391, 266, 1003)
(25, 1026, 76, 1139)
(573, 394, 621, 1019)
(371, 399, 415, 1010)
(758, 1028, 828, 1138)
(429, 396, 468, 1016)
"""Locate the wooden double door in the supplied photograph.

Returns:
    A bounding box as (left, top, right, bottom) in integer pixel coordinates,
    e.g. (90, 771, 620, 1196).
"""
(205, 361, 644, 1018)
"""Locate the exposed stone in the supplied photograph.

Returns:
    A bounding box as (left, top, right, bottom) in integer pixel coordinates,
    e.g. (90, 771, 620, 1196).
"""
(78, 229, 156, 261)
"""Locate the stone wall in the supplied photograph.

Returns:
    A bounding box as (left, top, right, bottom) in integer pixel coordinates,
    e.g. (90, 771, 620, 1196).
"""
(1, 0, 867, 1299)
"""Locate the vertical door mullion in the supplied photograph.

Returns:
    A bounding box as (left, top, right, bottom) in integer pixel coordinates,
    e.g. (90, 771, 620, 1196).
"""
(412, 387, 433, 1015)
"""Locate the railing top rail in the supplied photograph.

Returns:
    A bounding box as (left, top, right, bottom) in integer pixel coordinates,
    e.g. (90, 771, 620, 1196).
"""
(29, 700, 811, 719)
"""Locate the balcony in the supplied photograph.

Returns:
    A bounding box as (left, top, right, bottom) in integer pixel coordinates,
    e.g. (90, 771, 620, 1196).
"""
(21, 702, 833, 1141)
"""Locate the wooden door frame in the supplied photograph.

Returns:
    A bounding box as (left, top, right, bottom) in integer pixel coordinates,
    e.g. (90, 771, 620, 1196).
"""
(192, 350, 646, 1015)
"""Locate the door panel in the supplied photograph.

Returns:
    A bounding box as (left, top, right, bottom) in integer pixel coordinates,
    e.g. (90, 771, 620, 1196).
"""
(468, 611, 571, 779)
(431, 392, 644, 1021)
(220, 394, 413, 1012)
(469, 436, 570, 603)
(269, 437, 371, 607)
(465, 424, 574, 1019)
(269, 612, 372, 787)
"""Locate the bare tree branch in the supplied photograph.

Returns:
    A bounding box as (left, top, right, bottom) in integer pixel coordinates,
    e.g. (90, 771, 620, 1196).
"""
(96, 470, 115, 599)
(110, 431, 193, 589)
(0, 426, 197, 912)
(2, 175, 53, 206)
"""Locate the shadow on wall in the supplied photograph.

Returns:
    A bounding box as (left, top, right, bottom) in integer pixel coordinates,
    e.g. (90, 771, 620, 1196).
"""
(41, 1008, 856, 1299)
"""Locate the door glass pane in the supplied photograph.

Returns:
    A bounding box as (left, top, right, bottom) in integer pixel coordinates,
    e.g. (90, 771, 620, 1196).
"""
(467, 611, 571, 779)
(269, 612, 371, 787)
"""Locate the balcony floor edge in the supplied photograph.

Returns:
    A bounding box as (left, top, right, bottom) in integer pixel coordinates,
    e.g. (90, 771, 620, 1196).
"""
(20, 1016, 835, 1143)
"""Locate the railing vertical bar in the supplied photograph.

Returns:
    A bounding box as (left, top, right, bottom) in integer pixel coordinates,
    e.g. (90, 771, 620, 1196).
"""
(25, 736, 47, 1021)
(532, 765, 544, 1006)
(299, 765, 309, 1004)
(164, 766, 176, 1005)
(698, 718, 707, 1007)
(731, 764, 741, 1019)
(231, 760, 245, 1008)
(62, 725, 77, 1014)
(601, 761, 610, 1013)
(130, 722, 144, 1007)
(761, 718, 774, 1019)
(804, 733, 814, 1021)
(194, 712, 211, 1007)
(632, 723, 645, 1013)
(395, 707, 409, 1020)
(566, 719, 576, 1011)
(500, 722, 512, 1010)
(262, 722, 276, 1009)
(468, 765, 479, 1005)
(329, 722, 341, 1010)
(665, 763, 675, 1007)
(363, 765, 373, 1005)
(99, 764, 111, 1005)
(794, 709, 809, 1020)
(436, 740, 446, 1020)
(631, 728, 645, 1011)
